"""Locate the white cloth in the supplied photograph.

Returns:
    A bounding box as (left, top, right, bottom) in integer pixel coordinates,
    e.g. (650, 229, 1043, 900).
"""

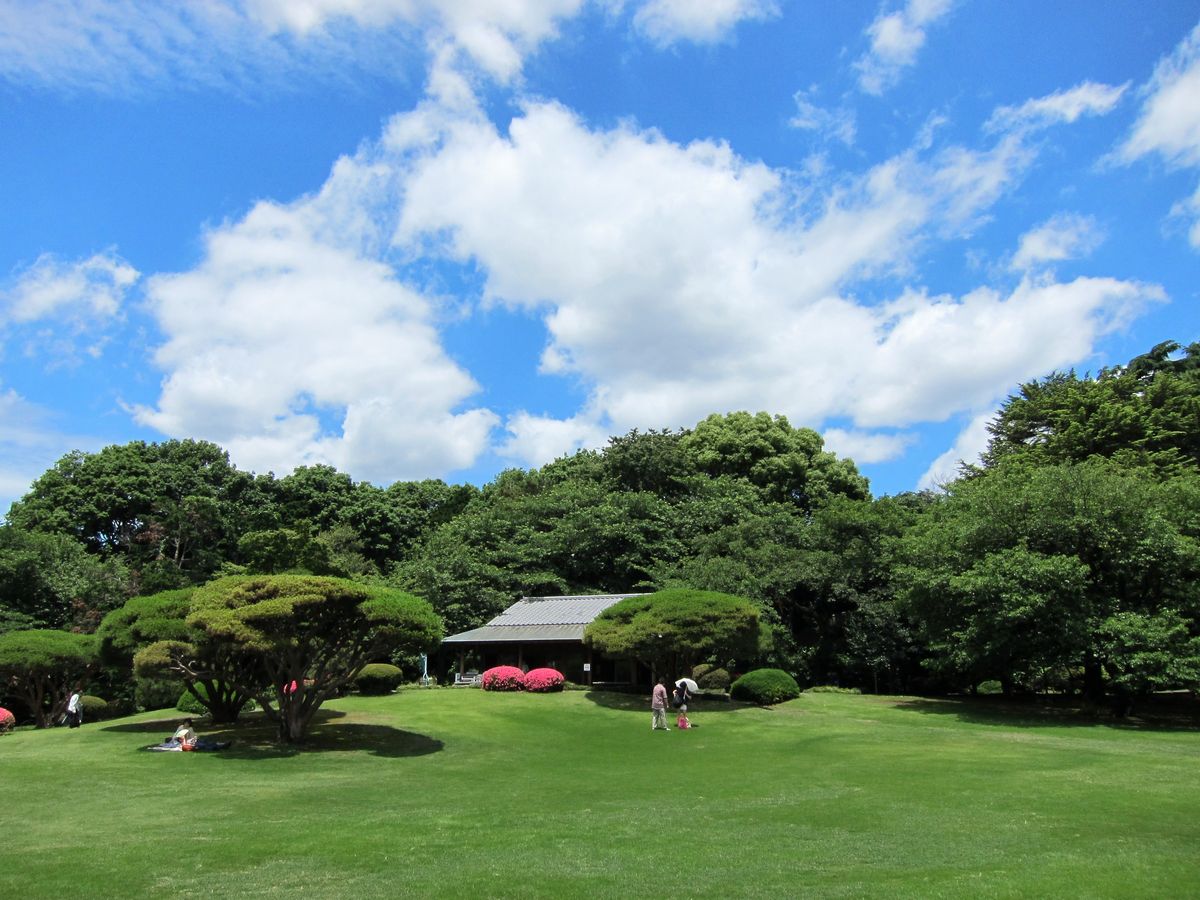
(67, 692, 82, 714)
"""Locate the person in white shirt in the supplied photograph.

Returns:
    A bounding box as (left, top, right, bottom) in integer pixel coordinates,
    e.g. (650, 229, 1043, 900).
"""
(66, 687, 83, 729)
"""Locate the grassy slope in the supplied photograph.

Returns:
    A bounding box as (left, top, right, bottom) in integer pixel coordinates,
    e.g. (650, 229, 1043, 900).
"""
(1, 690, 1197, 898)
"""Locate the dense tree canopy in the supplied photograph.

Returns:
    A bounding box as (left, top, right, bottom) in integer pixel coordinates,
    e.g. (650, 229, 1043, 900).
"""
(183, 575, 442, 742)
(4, 360, 1200, 717)
(585, 588, 764, 676)
(0, 629, 96, 727)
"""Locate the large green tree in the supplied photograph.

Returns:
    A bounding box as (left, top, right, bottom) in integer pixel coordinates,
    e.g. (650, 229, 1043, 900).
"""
(899, 460, 1200, 706)
(584, 588, 764, 681)
(681, 411, 869, 509)
(982, 340, 1200, 476)
(7, 439, 275, 587)
(99, 589, 258, 724)
(0, 629, 97, 727)
(182, 575, 442, 743)
(0, 526, 133, 634)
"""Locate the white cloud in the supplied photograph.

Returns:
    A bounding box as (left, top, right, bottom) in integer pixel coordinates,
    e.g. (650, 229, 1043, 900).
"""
(499, 410, 612, 467)
(631, 0, 778, 46)
(856, 0, 954, 95)
(1118, 23, 1200, 249)
(135, 196, 497, 484)
(821, 428, 914, 464)
(790, 87, 856, 146)
(0, 0, 775, 93)
(1120, 23, 1200, 167)
(385, 92, 1160, 469)
(986, 81, 1128, 134)
(0, 250, 138, 365)
(1011, 213, 1104, 271)
(2, 251, 137, 323)
(917, 408, 996, 490)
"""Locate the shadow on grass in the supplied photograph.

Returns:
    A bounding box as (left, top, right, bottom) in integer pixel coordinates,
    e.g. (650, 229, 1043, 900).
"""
(584, 689, 747, 714)
(890, 696, 1200, 733)
(105, 708, 443, 758)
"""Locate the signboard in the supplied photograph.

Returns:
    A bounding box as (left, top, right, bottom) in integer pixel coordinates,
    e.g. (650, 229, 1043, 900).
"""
(583, 663, 591, 672)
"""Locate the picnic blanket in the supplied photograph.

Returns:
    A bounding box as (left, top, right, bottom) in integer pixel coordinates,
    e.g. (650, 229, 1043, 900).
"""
(146, 737, 231, 752)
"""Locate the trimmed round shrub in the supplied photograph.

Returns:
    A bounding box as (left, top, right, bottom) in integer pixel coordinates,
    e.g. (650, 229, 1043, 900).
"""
(481, 665, 525, 691)
(977, 679, 1003, 695)
(696, 667, 731, 692)
(730, 668, 801, 705)
(81, 695, 110, 721)
(355, 663, 404, 695)
(0, 707, 14, 733)
(523, 668, 565, 693)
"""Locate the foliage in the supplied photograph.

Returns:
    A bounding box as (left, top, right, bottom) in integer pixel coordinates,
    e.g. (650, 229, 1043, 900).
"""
(523, 667, 565, 692)
(0, 629, 97, 728)
(730, 668, 801, 705)
(695, 667, 731, 691)
(184, 575, 442, 742)
(899, 459, 1200, 704)
(0, 526, 133, 634)
(481, 665, 525, 691)
(805, 685, 861, 694)
(135, 677, 183, 712)
(681, 411, 869, 509)
(354, 663, 404, 695)
(0, 706, 12, 732)
(80, 695, 110, 720)
(585, 588, 763, 675)
(982, 341, 1200, 476)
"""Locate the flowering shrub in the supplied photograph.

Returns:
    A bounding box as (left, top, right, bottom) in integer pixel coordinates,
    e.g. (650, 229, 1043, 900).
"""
(523, 668, 565, 693)
(481, 666, 525, 691)
(0, 707, 14, 734)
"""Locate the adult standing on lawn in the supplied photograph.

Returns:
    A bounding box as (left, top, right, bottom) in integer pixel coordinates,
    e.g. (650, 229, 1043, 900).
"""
(66, 685, 83, 728)
(651, 678, 670, 730)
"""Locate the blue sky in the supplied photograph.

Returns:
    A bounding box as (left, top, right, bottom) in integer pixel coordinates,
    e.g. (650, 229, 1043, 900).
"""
(2, 1, 1200, 511)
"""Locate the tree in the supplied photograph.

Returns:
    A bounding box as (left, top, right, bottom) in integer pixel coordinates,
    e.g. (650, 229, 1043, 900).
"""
(584, 588, 764, 680)
(0, 526, 133, 634)
(981, 340, 1200, 476)
(98, 588, 258, 724)
(681, 411, 869, 509)
(6, 439, 272, 586)
(183, 575, 442, 743)
(0, 630, 97, 727)
(899, 460, 1200, 704)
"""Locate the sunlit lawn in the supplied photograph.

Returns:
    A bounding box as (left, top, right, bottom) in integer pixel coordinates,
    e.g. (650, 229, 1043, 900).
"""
(2, 688, 1197, 898)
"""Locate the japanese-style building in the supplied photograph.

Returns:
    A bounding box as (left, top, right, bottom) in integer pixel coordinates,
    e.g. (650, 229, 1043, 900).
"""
(441, 594, 645, 685)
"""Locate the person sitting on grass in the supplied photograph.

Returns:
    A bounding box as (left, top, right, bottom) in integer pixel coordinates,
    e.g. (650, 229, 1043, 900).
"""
(173, 719, 197, 751)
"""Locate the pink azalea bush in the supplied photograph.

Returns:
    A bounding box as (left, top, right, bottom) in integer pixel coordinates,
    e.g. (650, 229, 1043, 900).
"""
(481, 665, 525, 691)
(0, 707, 14, 734)
(523, 668, 565, 693)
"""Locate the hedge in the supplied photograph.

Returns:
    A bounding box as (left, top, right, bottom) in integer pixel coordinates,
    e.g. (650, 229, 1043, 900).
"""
(730, 668, 801, 705)
(355, 663, 404, 695)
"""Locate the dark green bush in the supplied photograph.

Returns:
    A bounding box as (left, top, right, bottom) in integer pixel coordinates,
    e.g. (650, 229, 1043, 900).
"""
(692, 663, 714, 680)
(136, 677, 184, 711)
(696, 667, 731, 691)
(977, 680, 1003, 695)
(730, 668, 801, 705)
(80, 695, 110, 720)
(354, 663, 404, 695)
(805, 685, 861, 694)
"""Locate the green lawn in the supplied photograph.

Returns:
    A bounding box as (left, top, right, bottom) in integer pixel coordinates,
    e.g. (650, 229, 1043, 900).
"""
(2, 689, 1197, 898)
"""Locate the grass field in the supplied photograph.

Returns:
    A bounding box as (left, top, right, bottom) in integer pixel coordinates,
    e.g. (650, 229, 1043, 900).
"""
(2, 688, 1198, 898)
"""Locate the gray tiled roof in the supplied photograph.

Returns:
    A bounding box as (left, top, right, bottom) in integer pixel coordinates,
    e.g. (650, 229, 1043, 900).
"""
(442, 594, 645, 644)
